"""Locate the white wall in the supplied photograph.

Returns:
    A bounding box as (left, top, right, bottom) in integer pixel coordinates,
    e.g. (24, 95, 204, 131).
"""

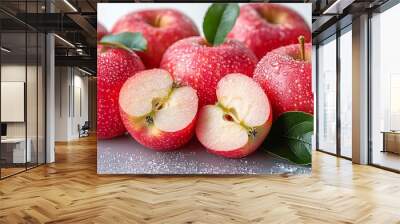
(55, 67, 69, 141)
(54, 67, 89, 141)
(71, 73, 89, 138)
(1, 63, 46, 164)
(1, 65, 26, 140)
(1, 65, 37, 138)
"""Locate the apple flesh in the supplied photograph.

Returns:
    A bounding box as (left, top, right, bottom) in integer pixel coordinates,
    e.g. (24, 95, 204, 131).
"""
(119, 69, 199, 151)
(160, 36, 258, 107)
(97, 46, 145, 139)
(196, 73, 272, 158)
(112, 9, 199, 68)
(253, 42, 313, 118)
(228, 3, 311, 59)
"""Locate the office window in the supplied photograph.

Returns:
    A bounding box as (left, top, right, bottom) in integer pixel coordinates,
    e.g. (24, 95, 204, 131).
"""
(317, 36, 337, 154)
(371, 3, 400, 171)
(339, 27, 352, 158)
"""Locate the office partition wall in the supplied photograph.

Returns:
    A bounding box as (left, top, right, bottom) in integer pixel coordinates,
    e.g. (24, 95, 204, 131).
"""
(0, 1, 46, 179)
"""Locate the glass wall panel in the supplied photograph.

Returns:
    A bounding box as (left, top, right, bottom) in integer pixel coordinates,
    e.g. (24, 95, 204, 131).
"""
(27, 31, 38, 169)
(26, 0, 38, 169)
(317, 36, 337, 154)
(1, 31, 27, 177)
(371, 3, 400, 171)
(0, 1, 46, 179)
(312, 45, 317, 150)
(38, 33, 45, 165)
(339, 28, 352, 158)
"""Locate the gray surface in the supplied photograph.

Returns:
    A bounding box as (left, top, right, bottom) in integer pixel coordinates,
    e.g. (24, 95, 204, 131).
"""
(97, 134, 311, 175)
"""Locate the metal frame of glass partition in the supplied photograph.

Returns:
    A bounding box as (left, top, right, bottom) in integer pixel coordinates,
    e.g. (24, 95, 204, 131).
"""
(315, 22, 353, 161)
(367, 0, 400, 173)
(0, 1, 47, 180)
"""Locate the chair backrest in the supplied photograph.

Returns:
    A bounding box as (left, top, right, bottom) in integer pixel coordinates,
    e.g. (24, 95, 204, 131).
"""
(82, 121, 90, 129)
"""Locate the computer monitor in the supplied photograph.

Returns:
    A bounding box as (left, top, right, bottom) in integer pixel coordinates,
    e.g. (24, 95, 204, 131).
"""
(1, 123, 7, 137)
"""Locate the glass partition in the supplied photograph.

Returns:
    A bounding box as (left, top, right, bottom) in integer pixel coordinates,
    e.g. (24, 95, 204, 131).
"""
(38, 32, 46, 165)
(1, 31, 28, 177)
(0, 1, 46, 179)
(27, 31, 38, 169)
(339, 27, 352, 158)
(317, 35, 337, 155)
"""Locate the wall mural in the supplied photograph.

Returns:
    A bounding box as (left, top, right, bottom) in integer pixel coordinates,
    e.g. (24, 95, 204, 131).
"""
(97, 3, 313, 174)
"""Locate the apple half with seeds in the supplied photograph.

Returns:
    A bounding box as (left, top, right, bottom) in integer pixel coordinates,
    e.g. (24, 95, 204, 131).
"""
(196, 73, 273, 158)
(119, 69, 199, 151)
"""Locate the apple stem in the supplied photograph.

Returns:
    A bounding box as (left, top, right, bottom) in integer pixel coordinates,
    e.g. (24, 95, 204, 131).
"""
(298, 35, 305, 61)
(154, 15, 162, 27)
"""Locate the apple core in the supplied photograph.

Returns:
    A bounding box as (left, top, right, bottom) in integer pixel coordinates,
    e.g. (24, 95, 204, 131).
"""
(119, 69, 198, 133)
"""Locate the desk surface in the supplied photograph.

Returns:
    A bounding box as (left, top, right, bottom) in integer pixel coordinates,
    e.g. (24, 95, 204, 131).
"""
(1, 138, 26, 143)
(381, 131, 400, 134)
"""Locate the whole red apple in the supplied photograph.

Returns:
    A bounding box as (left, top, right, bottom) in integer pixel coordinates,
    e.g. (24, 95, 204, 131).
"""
(160, 4, 257, 107)
(119, 69, 199, 151)
(228, 3, 311, 59)
(196, 73, 273, 158)
(253, 37, 313, 119)
(112, 9, 199, 68)
(97, 23, 107, 40)
(160, 37, 257, 107)
(97, 35, 146, 139)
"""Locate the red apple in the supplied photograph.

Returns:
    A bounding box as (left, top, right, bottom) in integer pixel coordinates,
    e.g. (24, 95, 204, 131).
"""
(112, 9, 199, 68)
(97, 45, 145, 139)
(160, 37, 257, 107)
(97, 23, 108, 40)
(119, 69, 199, 151)
(228, 3, 311, 59)
(253, 37, 313, 119)
(196, 73, 273, 158)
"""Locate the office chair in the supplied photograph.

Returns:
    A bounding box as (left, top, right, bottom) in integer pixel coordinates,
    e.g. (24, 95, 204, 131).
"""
(79, 121, 90, 138)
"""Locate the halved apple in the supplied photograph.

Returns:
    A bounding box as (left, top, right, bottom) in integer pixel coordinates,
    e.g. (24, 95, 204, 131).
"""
(196, 73, 273, 158)
(119, 69, 199, 151)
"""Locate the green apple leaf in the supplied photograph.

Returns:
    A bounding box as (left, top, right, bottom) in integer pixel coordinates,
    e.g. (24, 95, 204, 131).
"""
(262, 112, 313, 165)
(203, 3, 239, 46)
(99, 32, 147, 52)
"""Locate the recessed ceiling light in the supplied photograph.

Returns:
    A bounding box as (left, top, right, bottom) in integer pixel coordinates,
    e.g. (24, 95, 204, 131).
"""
(323, 0, 355, 15)
(63, 0, 78, 12)
(78, 67, 93, 76)
(54, 34, 75, 48)
(1, 47, 11, 53)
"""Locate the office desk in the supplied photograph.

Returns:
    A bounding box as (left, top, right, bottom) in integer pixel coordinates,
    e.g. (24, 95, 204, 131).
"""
(382, 131, 400, 154)
(1, 138, 31, 163)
